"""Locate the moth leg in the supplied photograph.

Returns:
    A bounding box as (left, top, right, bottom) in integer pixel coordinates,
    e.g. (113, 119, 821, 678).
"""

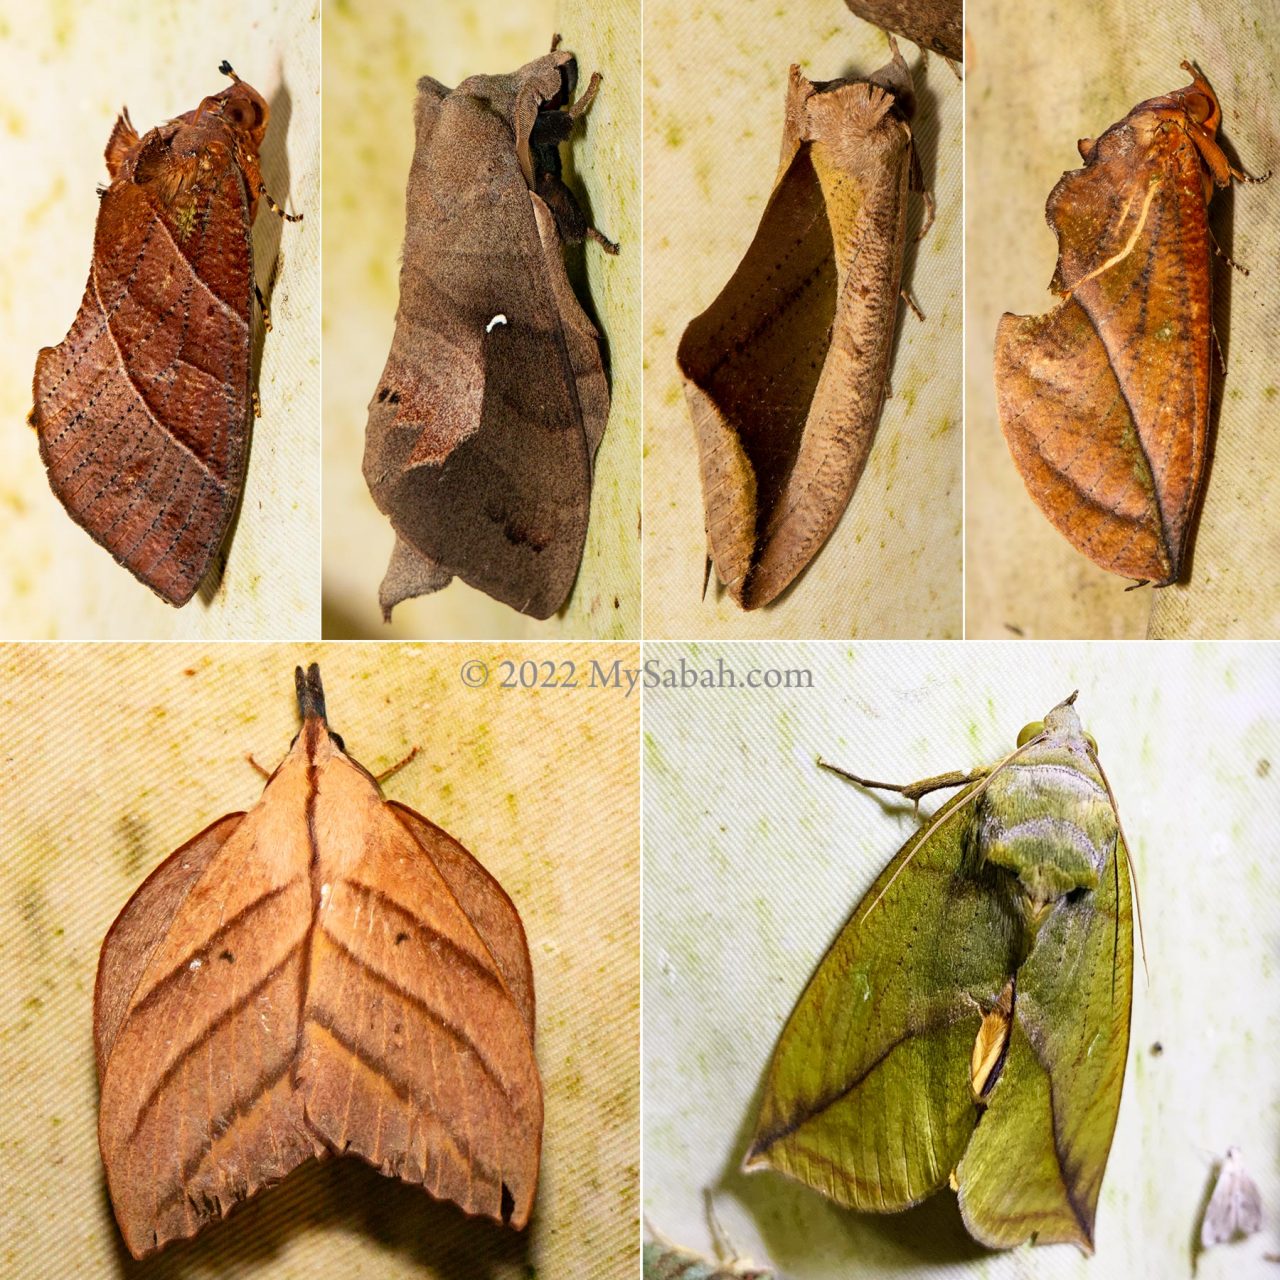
(1229, 161, 1272, 184)
(701, 552, 713, 601)
(245, 752, 271, 780)
(568, 71, 602, 121)
(586, 225, 621, 255)
(900, 289, 925, 322)
(550, 32, 562, 53)
(254, 282, 272, 333)
(817, 758, 990, 812)
(375, 746, 419, 785)
(1207, 225, 1249, 277)
(909, 140, 935, 241)
(218, 59, 241, 84)
(703, 1188, 740, 1264)
(259, 182, 303, 222)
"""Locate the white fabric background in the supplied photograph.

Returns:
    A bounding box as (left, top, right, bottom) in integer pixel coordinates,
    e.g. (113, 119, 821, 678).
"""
(0, 0, 321, 640)
(643, 1, 963, 640)
(644, 641, 1280, 1276)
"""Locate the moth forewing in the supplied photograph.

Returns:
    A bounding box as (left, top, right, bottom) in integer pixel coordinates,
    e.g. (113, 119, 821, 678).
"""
(746, 695, 1134, 1253)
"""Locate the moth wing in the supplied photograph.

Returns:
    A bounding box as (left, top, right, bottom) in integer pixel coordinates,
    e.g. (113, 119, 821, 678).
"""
(957, 832, 1133, 1252)
(745, 783, 1020, 1210)
(1201, 1156, 1263, 1245)
(95, 767, 321, 1259)
(363, 84, 603, 620)
(678, 75, 909, 609)
(389, 799, 535, 1036)
(300, 761, 543, 1228)
(33, 144, 253, 605)
(996, 123, 1212, 584)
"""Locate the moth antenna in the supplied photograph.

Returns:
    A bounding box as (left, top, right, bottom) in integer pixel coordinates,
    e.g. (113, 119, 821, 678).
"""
(1090, 749, 1149, 983)
(294, 663, 328, 723)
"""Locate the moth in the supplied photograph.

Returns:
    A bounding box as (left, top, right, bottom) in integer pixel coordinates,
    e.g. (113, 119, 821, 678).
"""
(746, 693, 1135, 1253)
(842, 0, 962, 62)
(995, 62, 1269, 587)
(94, 665, 542, 1257)
(363, 42, 615, 622)
(644, 1193, 775, 1279)
(678, 41, 928, 610)
(1200, 1147, 1263, 1248)
(31, 62, 298, 607)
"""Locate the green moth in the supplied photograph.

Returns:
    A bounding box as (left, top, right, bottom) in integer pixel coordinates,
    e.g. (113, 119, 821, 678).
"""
(745, 693, 1135, 1253)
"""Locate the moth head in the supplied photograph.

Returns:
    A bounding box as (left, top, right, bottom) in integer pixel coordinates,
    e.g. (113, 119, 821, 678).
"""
(215, 81, 270, 147)
(1177, 60, 1221, 134)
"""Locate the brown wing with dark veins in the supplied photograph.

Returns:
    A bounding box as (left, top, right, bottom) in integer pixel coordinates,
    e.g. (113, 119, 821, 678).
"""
(33, 131, 254, 606)
(297, 764, 543, 1229)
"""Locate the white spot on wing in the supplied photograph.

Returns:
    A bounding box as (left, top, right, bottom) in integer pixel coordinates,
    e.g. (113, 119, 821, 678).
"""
(189, 958, 202, 971)
(486, 314, 508, 332)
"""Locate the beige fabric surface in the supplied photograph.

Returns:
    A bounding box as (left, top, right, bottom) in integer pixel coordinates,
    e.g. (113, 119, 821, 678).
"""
(643, 2, 962, 639)
(644, 640, 1280, 1277)
(0, 643, 639, 1277)
(0, 0, 321, 640)
(321, 0, 640, 640)
(966, 0, 1280, 639)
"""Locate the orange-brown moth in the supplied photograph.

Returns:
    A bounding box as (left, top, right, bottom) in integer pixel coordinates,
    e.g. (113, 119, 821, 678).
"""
(843, 0, 962, 63)
(995, 63, 1268, 587)
(94, 665, 542, 1258)
(678, 42, 926, 610)
(31, 63, 299, 607)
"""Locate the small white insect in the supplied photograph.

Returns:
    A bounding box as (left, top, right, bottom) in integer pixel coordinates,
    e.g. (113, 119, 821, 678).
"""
(485, 314, 508, 333)
(188, 958, 202, 971)
(1201, 1146, 1263, 1247)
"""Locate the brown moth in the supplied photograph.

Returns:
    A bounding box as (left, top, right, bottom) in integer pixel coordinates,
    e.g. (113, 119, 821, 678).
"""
(843, 0, 962, 63)
(995, 63, 1268, 587)
(94, 665, 542, 1258)
(31, 62, 298, 607)
(363, 43, 615, 622)
(1200, 1147, 1263, 1248)
(678, 41, 927, 610)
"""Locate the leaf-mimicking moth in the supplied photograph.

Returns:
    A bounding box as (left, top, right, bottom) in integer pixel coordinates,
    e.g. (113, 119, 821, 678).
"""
(94, 665, 542, 1257)
(1200, 1147, 1263, 1248)
(995, 63, 1269, 587)
(842, 0, 962, 63)
(746, 693, 1135, 1253)
(363, 43, 615, 622)
(31, 63, 299, 607)
(679, 41, 928, 610)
